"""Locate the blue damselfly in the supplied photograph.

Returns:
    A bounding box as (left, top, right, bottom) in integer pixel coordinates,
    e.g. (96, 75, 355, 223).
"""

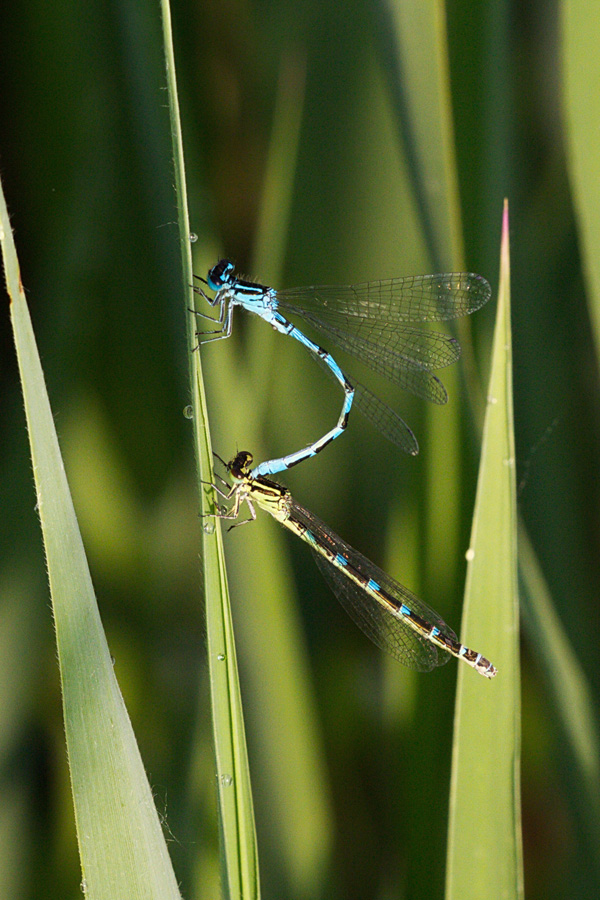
(193, 261, 491, 477)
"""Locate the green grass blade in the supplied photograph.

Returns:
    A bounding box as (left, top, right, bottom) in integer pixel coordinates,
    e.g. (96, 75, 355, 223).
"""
(2, 171, 181, 898)
(519, 523, 600, 854)
(446, 202, 523, 900)
(376, 0, 464, 270)
(253, 49, 307, 282)
(377, 0, 462, 587)
(205, 353, 334, 900)
(376, 2, 489, 608)
(562, 1, 600, 362)
(159, 2, 260, 897)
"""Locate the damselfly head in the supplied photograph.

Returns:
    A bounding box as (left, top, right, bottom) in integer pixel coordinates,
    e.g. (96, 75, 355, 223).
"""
(228, 450, 254, 479)
(208, 259, 235, 291)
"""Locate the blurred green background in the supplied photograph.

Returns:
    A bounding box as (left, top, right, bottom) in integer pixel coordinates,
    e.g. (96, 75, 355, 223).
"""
(1, 1, 599, 899)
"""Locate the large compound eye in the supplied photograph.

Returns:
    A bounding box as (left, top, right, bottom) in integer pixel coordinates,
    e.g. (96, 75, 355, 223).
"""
(228, 450, 253, 478)
(240, 450, 253, 469)
(207, 259, 235, 290)
(233, 450, 253, 468)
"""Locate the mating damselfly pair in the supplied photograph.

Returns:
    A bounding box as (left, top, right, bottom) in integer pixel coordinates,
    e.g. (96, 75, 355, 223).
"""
(194, 260, 496, 676)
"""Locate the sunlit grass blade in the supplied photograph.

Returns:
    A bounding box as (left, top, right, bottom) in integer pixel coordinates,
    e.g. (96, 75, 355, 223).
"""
(159, 1, 260, 897)
(562, 1, 600, 363)
(249, 48, 308, 422)
(190, 352, 260, 900)
(376, 0, 463, 271)
(253, 49, 306, 282)
(2, 170, 182, 897)
(376, 1, 462, 604)
(446, 202, 523, 900)
(206, 354, 334, 900)
(519, 523, 600, 855)
(375, 2, 491, 601)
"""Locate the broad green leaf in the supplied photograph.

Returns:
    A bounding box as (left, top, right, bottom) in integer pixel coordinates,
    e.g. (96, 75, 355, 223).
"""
(2, 161, 181, 900)
(446, 202, 523, 900)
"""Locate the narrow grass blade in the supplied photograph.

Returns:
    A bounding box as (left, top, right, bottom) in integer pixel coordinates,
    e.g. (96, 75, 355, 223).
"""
(562, 2, 600, 362)
(253, 49, 307, 282)
(250, 48, 308, 420)
(159, 2, 260, 897)
(205, 352, 334, 900)
(376, 0, 464, 271)
(2, 172, 181, 897)
(375, 3, 490, 602)
(519, 523, 600, 856)
(446, 202, 523, 900)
